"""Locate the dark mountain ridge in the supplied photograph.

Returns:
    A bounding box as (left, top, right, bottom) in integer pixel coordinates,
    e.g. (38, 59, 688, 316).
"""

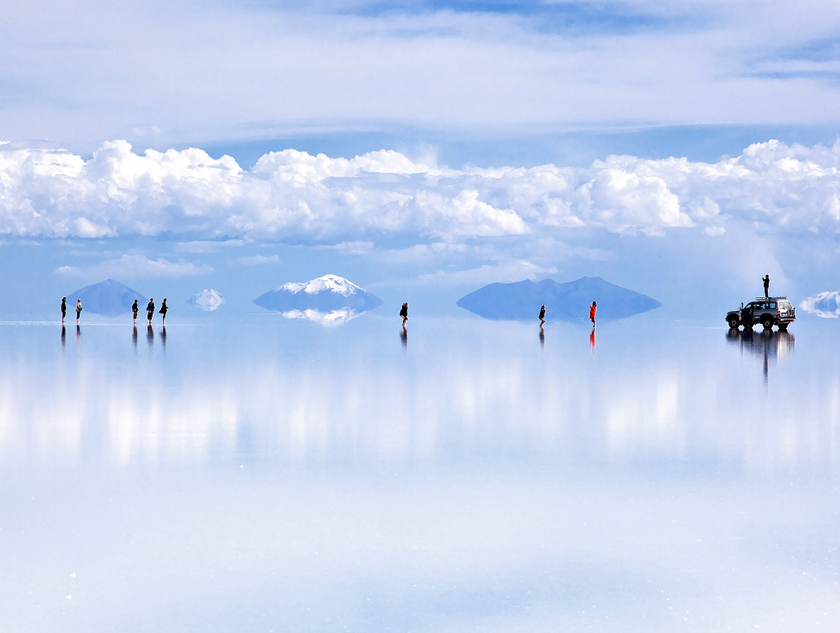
(456, 277, 660, 322)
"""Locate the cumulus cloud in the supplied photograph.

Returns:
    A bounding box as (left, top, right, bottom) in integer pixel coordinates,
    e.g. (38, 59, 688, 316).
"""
(799, 292, 840, 318)
(190, 289, 226, 312)
(4, 139, 840, 244)
(56, 254, 213, 278)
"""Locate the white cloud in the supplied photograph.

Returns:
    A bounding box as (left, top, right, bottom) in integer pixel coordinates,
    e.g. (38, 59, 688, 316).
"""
(409, 260, 558, 288)
(4, 1, 840, 145)
(799, 292, 840, 318)
(56, 254, 213, 278)
(175, 240, 244, 253)
(237, 254, 280, 265)
(190, 289, 226, 312)
(4, 139, 840, 244)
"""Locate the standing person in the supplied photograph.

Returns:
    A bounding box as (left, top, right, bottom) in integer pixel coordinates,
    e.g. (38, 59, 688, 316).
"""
(146, 298, 155, 325)
(762, 274, 770, 299)
(132, 299, 139, 324)
(400, 302, 408, 325)
(539, 305, 546, 326)
(159, 298, 168, 325)
(75, 299, 82, 325)
(589, 301, 597, 326)
(61, 297, 67, 324)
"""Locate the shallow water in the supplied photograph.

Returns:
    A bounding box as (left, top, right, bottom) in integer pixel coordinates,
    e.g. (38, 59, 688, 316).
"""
(1, 316, 839, 632)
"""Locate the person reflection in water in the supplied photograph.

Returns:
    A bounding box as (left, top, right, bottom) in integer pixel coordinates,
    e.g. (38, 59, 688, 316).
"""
(61, 297, 66, 324)
(539, 326, 545, 350)
(75, 299, 82, 325)
(589, 301, 597, 327)
(539, 305, 545, 326)
(132, 299, 139, 325)
(61, 325, 66, 350)
(400, 302, 408, 325)
(160, 325, 167, 350)
(159, 298, 168, 325)
(132, 325, 138, 350)
(146, 298, 155, 325)
(589, 327, 596, 354)
(147, 325, 154, 348)
(76, 324, 81, 347)
(400, 323, 407, 350)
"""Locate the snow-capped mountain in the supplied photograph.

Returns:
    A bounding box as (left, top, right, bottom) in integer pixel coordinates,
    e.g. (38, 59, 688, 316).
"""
(255, 274, 382, 315)
(278, 274, 364, 297)
(280, 309, 362, 326)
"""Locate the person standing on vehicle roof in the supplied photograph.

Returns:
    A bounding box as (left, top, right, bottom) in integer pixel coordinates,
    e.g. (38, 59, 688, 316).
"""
(763, 274, 770, 298)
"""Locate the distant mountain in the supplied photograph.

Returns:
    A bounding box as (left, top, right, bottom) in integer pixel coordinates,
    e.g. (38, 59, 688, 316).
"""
(68, 279, 147, 316)
(190, 289, 225, 312)
(255, 274, 383, 315)
(456, 277, 661, 322)
(800, 291, 840, 318)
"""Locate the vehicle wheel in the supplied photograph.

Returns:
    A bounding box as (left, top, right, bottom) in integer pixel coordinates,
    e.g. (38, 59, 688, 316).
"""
(728, 316, 740, 329)
(761, 316, 773, 329)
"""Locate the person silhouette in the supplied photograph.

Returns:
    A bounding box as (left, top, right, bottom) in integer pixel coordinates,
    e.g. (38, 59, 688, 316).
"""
(132, 299, 139, 324)
(146, 298, 155, 325)
(159, 298, 168, 325)
(589, 301, 597, 327)
(400, 302, 408, 325)
(762, 274, 770, 299)
(61, 297, 66, 324)
(539, 305, 545, 325)
(75, 299, 82, 325)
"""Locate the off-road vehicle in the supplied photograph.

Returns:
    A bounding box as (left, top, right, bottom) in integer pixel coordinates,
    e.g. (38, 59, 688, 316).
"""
(726, 297, 795, 330)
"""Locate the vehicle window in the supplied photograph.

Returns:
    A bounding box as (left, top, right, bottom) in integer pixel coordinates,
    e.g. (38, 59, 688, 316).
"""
(770, 302, 776, 309)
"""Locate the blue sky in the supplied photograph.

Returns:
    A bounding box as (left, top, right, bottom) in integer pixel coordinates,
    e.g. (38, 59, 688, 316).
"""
(1, 0, 840, 319)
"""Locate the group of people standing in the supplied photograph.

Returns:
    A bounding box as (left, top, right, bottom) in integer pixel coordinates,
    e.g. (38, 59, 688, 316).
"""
(132, 298, 168, 325)
(61, 297, 168, 325)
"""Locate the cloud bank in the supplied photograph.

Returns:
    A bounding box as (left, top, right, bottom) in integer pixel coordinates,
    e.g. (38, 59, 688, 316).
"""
(3, 139, 840, 244)
(800, 292, 840, 318)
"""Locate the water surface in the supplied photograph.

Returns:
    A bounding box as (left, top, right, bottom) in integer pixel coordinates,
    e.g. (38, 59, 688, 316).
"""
(1, 317, 838, 632)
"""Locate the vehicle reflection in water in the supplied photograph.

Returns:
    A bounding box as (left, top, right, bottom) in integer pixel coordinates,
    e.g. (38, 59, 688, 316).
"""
(726, 327, 795, 383)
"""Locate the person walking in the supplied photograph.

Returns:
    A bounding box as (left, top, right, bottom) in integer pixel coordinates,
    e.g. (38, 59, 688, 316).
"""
(75, 299, 82, 325)
(61, 297, 67, 324)
(132, 299, 139, 324)
(159, 298, 168, 325)
(400, 302, 408, 325)
(539, 305, 546, 326)
(146, 298, 155, 325)
(762, 274, 770, 299)
(589, 301, 597, 326)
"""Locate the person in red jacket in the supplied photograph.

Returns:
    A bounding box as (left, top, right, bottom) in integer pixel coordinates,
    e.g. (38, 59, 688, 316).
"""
(589, 301, 597, 326)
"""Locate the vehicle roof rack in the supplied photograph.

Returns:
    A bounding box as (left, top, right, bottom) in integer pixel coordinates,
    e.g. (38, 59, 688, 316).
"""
(754, 296, 787, 301)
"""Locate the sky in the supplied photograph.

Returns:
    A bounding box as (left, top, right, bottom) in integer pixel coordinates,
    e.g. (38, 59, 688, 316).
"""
(1, 0, 840, 319)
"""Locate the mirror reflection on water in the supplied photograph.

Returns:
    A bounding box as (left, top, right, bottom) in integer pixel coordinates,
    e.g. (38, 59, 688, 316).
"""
(1, 316, 838, 632)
